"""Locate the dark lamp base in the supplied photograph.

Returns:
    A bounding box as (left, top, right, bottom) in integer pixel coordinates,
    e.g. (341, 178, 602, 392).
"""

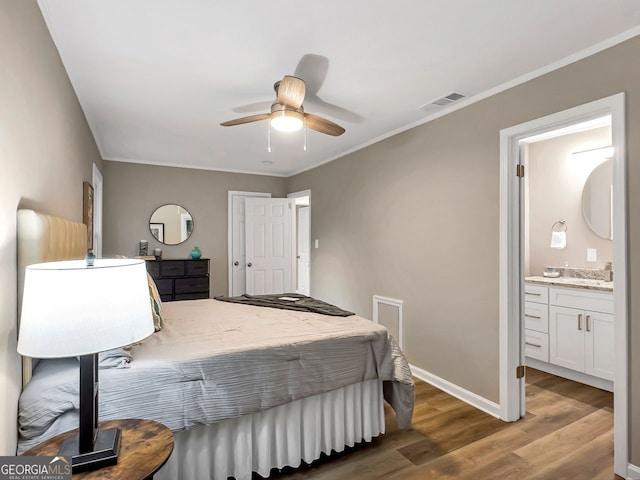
(59, 427, 122, 473)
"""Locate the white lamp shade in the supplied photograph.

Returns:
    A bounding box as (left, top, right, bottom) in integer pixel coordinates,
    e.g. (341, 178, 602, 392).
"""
(18, 259, 154, 358)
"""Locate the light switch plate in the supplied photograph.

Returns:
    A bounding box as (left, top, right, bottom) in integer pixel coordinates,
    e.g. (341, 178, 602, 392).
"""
(587, 248, 597, 262)
(315, 239, 319, 249)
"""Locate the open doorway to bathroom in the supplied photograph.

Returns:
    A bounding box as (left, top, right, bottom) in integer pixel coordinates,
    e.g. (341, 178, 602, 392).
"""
(499, 93, 627, 476)
(521, 116, 614, 390)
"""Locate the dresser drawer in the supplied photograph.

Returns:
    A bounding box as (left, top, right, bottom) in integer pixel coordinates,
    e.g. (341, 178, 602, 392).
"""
(154, 278, 173, 296)
(175, 292, 209, 301)
(525, 329, 549, 362)
(186, 260, 209, 276)
(175, 276, 209, 294)
(146, 261, 161, 278)
(161, 260, 186, 277)
(524, 301, 549, 333)
(524, 284, 548, 304)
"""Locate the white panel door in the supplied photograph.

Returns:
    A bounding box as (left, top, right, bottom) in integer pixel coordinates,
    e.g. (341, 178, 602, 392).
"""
(245, 198, 292, 295)
(585, 311, 615, 380)
(296, 206, 310, 295)
(229, 192, 270, 296)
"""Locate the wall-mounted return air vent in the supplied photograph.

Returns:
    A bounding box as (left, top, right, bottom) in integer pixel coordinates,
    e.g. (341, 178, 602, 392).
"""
(419, 92, 466, 111)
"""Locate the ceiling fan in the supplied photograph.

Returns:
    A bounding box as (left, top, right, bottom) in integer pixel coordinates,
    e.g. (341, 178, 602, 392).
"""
(220, 75, 345, 136)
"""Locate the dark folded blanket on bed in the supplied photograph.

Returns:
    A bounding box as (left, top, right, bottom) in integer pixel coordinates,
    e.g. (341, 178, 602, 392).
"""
(214, 293, 354, 317)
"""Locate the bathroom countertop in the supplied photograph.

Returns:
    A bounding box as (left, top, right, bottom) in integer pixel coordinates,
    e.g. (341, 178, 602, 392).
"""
(525, 275, 613, 292)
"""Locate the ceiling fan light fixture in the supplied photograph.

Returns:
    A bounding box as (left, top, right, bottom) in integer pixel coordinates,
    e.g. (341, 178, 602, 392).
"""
(270, 110, 304, 132)
(221, 75, 344, 137)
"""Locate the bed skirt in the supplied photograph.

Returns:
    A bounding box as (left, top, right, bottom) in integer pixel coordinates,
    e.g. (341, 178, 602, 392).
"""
(155, 379, 385, 480)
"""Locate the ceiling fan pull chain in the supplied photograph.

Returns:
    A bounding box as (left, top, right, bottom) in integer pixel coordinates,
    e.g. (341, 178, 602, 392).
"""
(267, 121, 272, 152)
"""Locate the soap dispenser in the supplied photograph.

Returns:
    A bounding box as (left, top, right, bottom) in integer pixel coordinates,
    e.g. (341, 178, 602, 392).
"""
(604, 262, 613, 282)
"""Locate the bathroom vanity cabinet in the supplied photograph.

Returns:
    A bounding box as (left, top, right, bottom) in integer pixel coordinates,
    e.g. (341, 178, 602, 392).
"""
(524, 281, 614, 389)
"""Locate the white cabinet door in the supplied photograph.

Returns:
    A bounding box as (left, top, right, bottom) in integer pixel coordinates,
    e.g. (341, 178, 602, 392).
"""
(549, 305, 585, 372)
(585, 311, 615, 380)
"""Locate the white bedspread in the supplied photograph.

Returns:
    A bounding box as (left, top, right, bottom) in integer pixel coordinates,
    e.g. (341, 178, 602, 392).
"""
(18, 299, 414, 453)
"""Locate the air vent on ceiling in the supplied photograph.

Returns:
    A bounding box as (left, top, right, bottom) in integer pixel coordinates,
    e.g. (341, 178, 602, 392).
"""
(419, 92, 466, 111)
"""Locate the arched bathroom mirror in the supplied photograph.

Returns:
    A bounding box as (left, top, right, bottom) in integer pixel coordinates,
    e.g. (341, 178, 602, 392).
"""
(582, 159, 612, 240)
(149, 204, 194, 245)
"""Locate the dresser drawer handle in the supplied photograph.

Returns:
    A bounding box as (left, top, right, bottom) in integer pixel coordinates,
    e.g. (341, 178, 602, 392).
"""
(525, 341, 542, 348)
(526, 292, 542, 296)
(525, 314, 541, 319)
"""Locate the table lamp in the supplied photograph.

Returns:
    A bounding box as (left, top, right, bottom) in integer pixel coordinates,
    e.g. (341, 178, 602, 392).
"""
(17, 258, 154, 473)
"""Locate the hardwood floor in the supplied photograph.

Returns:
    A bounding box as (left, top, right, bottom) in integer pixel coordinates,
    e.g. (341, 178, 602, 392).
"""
(261, 369, 620, 480)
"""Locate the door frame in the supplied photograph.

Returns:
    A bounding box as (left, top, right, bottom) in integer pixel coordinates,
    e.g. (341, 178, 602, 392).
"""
(227, 190, 271, 296)
(498, 93, 628, 475)
(92, 164, 103, 258)
(287, 189, 311, 295)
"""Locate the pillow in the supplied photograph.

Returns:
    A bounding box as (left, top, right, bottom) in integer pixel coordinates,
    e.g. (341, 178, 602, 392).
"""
(147, 272, 164, 331)
(98, 347, 132, 369)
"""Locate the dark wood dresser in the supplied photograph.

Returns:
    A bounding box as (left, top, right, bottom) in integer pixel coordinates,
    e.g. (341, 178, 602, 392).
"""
(145, 258, 210, 302)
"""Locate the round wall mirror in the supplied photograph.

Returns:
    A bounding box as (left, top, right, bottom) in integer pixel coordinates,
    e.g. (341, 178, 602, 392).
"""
(582, 159, 612, 240)
(149, 204, 194, 245)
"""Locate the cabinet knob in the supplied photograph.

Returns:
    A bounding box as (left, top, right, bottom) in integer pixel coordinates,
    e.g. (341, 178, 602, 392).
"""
(247, 262, 252, 268)
(233, 261, 239, 266)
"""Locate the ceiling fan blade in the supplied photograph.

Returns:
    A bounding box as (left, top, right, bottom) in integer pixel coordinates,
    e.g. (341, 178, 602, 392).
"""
(220, 113, 270, 127)
(304, 113, 345, 136)
(232, 100, 272, 114)
(277, 76, 305, 109)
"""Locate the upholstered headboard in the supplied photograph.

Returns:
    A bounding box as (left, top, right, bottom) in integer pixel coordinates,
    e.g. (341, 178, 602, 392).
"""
(17, 209, 87, 386)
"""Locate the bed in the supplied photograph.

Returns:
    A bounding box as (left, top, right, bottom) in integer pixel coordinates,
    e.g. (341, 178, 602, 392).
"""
(16, 209, 415, 480)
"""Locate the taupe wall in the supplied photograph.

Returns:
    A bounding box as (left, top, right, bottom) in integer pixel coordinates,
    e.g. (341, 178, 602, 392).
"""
(526, 126, 613, 275)
(287, 35, 640, 463)
(102, 161, 287, 296)
(3, 1, 639, 465)
(0, 1, 103, 454)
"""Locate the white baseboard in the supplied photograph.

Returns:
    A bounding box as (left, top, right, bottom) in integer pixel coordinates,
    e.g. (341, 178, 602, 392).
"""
(526, 357, 613, 392)
(627, 462, 640, 479)
(410, 364, 501, 419)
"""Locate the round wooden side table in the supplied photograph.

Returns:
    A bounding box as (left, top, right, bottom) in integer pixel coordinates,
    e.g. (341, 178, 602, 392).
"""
(23, 418, 174, 480)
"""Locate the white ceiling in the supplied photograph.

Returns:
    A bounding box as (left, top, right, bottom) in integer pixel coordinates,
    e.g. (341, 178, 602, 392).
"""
(37, 1, 640, 177)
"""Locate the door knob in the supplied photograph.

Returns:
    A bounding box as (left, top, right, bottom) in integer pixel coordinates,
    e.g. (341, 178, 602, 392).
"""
(247, 262, 252, 267)
(233, 261, 239, 266)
